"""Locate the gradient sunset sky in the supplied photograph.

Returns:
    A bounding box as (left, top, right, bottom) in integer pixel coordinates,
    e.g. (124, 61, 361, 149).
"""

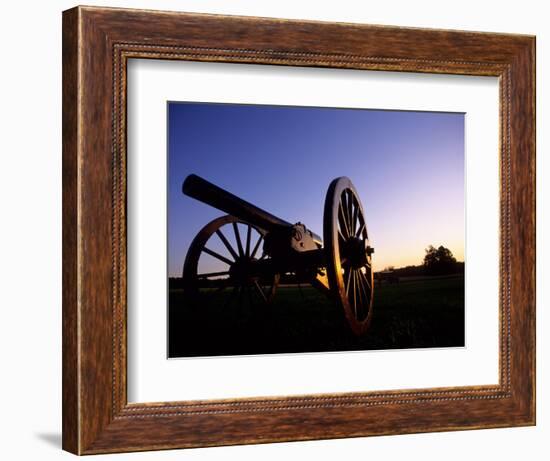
(168, 102, 464, 277)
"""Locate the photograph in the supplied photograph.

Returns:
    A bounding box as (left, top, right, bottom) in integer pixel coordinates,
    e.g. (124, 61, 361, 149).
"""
(167, 102, 465, 358)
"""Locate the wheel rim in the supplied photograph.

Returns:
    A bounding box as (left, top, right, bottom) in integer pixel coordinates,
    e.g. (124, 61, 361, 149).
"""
(182, 215, 279, 309)
(324, 177, 374, 335)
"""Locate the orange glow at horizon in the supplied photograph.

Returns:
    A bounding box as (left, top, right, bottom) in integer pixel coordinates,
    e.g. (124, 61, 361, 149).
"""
(372, 241, 464, 272)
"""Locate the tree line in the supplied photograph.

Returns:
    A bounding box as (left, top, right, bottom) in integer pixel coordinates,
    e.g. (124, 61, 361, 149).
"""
(379, 245, 463, 277)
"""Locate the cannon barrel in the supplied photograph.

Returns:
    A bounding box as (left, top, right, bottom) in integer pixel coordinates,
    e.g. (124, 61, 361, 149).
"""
(182, 174, 293, 232)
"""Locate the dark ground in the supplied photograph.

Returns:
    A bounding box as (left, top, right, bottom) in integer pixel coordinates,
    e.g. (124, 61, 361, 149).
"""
(168, 274, 465, 358)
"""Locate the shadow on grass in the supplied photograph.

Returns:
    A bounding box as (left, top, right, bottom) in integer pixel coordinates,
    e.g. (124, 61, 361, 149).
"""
(169, 274, 465, 358)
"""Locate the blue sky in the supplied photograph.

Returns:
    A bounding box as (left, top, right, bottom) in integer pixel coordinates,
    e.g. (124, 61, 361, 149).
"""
(168, 102, 464, 277)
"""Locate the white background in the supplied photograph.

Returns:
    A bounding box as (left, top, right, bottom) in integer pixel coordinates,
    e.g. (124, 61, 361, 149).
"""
(0, 1, 546, 460)
(128, 60, 499, 402)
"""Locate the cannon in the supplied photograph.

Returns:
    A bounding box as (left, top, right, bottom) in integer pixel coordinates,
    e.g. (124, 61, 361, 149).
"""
(181, 174, 375, 335)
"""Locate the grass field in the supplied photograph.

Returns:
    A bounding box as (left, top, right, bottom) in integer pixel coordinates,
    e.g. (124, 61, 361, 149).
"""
(168, 274, 464, 358)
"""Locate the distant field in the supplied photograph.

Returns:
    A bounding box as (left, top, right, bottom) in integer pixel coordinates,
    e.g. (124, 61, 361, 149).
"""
(168, 274, 465, 358)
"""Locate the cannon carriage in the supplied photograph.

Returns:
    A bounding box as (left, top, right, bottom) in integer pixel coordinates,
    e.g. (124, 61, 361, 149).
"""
(181, 174, 375, 335)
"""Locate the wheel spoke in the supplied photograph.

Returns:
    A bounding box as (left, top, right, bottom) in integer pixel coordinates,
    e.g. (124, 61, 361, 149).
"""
(356, 221, 365, 238)
(356, 271, 368, 318)
(250, 234, 263, 259)
(203, 247, 234, 266)
(345, 268, 352, 296)
(359, 269, 372, 293)
(341, 190, 348, 223)
(351, 269, 357, 318)
(233, 222, 244, 257)
(355, 270, 364, 317)
(339, 202, 350, 239)
(352, 198, 359, 236)
(338, 228, 346, 243)
(245, 225, 252, 257)
(341, 191, 350, 234)
(360, 272, 372, 316)
(346, 190, 354, 233)
(215, 229, 238, 261)
(254, 280, 268, 302)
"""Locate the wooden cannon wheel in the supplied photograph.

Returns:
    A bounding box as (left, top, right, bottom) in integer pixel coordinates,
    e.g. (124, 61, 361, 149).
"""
(324, 177, 374, 335)
(182, 215, 279, 308)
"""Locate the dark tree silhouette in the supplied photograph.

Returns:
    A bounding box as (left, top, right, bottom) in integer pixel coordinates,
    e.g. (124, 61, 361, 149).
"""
(423, 245, 457, 275)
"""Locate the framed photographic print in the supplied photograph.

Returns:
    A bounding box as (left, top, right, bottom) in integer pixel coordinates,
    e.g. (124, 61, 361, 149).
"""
(62, 6, 535, 455)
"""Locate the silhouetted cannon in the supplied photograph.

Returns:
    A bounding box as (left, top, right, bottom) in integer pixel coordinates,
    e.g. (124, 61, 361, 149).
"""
(181, 174, 374, 335)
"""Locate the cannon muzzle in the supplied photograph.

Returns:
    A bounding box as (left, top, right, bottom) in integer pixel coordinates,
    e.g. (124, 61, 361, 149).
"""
(182, 174, 292, 232)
